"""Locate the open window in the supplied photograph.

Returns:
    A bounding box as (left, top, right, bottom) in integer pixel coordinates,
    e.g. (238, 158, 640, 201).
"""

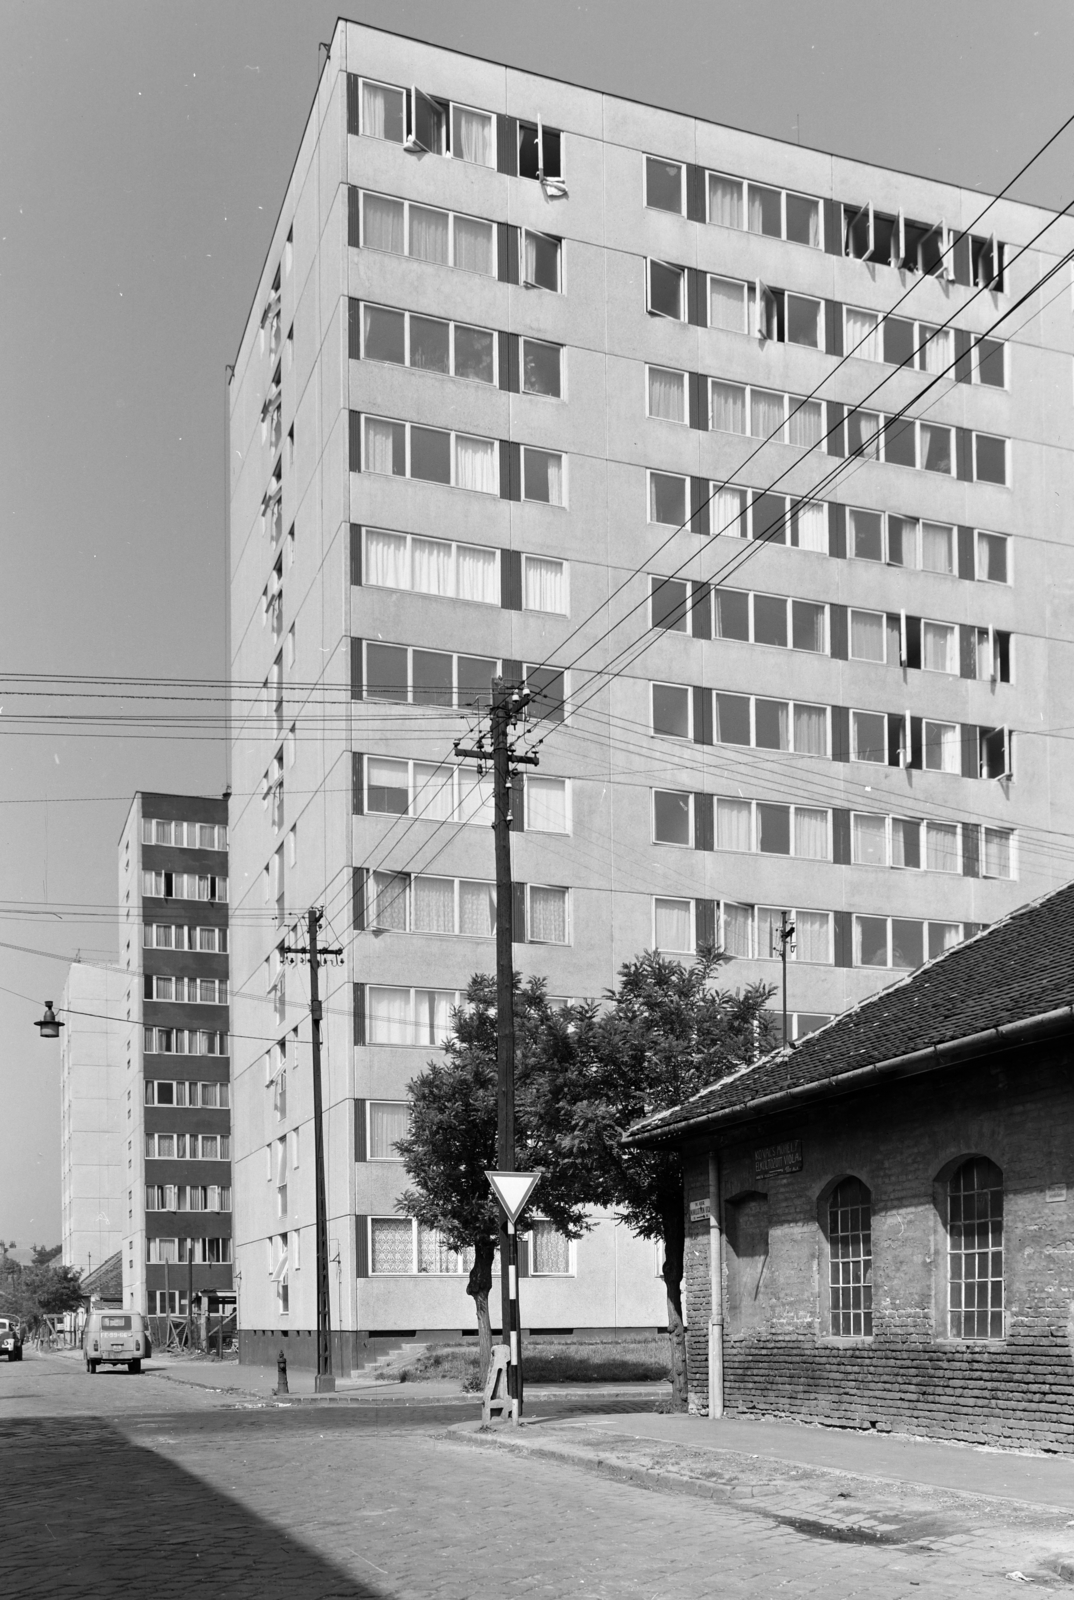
(519, 118, 562, 182)
(408, 88, 447, 153)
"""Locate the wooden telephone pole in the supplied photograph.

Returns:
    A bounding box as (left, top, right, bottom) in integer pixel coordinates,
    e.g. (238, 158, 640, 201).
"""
(455, 678, 538, 1410)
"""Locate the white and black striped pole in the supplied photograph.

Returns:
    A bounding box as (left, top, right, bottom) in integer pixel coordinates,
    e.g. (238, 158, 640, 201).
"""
(486, 1170, 541, 1422)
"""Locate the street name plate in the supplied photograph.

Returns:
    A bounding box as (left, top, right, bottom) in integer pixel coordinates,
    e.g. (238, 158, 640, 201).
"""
(755, 1140, 802, 1179)
(689, 1199, 710, 1222)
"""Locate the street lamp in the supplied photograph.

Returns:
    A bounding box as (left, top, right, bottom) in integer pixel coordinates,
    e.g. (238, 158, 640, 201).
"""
(34, 1002, 64, 1039)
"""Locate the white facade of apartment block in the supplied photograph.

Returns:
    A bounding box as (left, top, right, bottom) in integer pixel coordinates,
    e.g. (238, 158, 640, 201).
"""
(60, 964, 126, 1278)
(227, 20, 1074, 1363)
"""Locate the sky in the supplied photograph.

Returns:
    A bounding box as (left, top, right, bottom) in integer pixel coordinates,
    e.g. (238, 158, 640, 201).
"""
(2, 0, 1073, 1247)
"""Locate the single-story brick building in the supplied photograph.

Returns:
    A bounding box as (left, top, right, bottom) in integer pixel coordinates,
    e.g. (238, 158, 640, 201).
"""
(628, 881, 1074, 1451)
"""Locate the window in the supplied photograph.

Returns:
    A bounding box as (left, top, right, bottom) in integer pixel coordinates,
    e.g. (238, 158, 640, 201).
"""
(852, 711, 886, 764)
(653, 790, 691, 847)
(525, 776, 570, 834)
(360, 304, 497, 385)
(974, 433, 1008, 485)
(654, 898, 693, 953)
(851, 813, 886, 867)
(975, 337, 1006, 387)
(364, 758, 462, 822)
(358, 79, 406, 143)
(648, 472, 687, 526)
(855, 916, 965, 968)
(708, 275, 753, 333)
(647, 366, 686, 423)
(651, 577, 688, 633)
(651, 682, 690, 738)
(368, 871, 496, 938)
(142, 820, 227, 849)
(368, 1101, 409, 1160)
(530, 1220, 572, 1274)
(368, 1217, 475, 1275)
(829, 1178, 872, 1337)
(707, 379, 821, 449)
(647, 260, 684, 319)
(845, 306, 882, 362)
(983, 827, 1013, 879)
(141, 872, 228, 903)
(143, 976, 227, 1004)
(524, 230, 561, 291)
(143, 1029, 228, 1057)
(358, 191, 496, 277)
(362, 529, 499, 605)
(924, 720, 959, 774)
(451, 104, 494, 166)
(922, 621, 957, 674)
(522, 447, 565, 505)
(362, 416, 500, 494)
(849, 610, 885, 662)
(522, 338, 562, 396)
(922, 521, 954, 574)
(948, 1157, 1003, 1339)
(707, 174, 821, 246)
(367, 987, 460, 1046)
(645, 156, 683, 213)
(517, 119, 562, 182)
(527, 885, 569, 945)
(522, 555, 568, 614)
(361, 642, 498, 709)
(976, 531, 1009, 584)
(142, 925, 227, 952)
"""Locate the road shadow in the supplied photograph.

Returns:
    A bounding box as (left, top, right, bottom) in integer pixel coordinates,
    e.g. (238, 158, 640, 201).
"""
(0, 1413, 385, 1599)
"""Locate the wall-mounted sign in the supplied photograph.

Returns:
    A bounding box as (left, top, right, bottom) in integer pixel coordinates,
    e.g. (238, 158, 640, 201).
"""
(689, 1199, 710, 1222)
(755, 1140, 802, 1179)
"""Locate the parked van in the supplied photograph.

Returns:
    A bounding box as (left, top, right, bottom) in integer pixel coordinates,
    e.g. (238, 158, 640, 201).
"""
(83, 1310, 151, 1374)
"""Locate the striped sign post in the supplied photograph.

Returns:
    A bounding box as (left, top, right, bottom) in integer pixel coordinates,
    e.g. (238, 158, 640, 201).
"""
(485, 1170, 541, 1419)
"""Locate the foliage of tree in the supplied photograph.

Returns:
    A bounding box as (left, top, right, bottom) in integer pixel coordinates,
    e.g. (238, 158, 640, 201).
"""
(540, 949, 775, 1410)
(0, 1261, 84, 1329)
(31, 1243, 62, 1266)
(395, 974, 591, 1382)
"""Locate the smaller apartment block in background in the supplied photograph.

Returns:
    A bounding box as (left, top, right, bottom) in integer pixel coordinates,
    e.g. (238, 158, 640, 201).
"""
(118, 793, 233, 1318)
(60, 964, 126, 1279)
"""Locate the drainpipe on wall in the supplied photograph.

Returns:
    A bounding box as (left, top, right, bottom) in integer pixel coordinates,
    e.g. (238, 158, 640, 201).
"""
(708, 1145, 724, 1420)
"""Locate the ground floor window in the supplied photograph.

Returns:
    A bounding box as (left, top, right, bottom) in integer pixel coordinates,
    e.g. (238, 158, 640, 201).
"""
(948, 1157, 1003, 1338)
(828, 1177, 872, 1336)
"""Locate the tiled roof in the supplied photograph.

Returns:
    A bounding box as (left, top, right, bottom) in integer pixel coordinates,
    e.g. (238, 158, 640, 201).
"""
(630, 880, 1074, 1145)
(82, 1250, 123, 1302)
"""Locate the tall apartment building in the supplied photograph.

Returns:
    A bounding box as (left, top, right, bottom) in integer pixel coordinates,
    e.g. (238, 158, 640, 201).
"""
(60, 964, 126, 1278)
(118, 793, 233, 1317)
(228, 19, 1074, 1366)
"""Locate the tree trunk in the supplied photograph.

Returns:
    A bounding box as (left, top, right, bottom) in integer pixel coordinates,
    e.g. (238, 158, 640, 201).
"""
(661, 1206, 688, 1411)
(466, 1237, 496, 1385)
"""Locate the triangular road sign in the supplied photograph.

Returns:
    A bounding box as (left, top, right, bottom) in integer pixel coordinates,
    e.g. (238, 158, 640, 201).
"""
(485, 1170, 541, 1223)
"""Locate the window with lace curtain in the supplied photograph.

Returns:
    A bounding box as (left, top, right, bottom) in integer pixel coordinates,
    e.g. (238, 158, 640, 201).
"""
(527, 885, 569, 945)
(530, 1221, 573, 1275)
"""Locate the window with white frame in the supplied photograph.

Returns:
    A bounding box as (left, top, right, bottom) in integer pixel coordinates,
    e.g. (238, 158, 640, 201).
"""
(708, 273, 756, 334)
(854, 915, 964, 969)
(362, 416, 499, 494)
(143, 1029, 228, 1057)
(529, 1220, 573, 1274)
(521, 554, 568, 614)
(144, 1133, 232, 1159)
(357, 78, 406, 143)
(144, 1080, 230, 1108)
(368, 1100, 410, 1160)
(844, 308, 953, 374)
(525, 885, 569, 945)
(360, 641, 498, 709)
(367, 1216, 475, 1274)
(645, 156, 684, 213)
(361, 528, 499, 605)
(709, 379, 823, 448)
(358, 191, 497, 277)
(653, 897, 694, 953)
(647, 259, 684, 319)
(142, 924, 228, 953)
(716, 798, 831, 861)
(522, 338, 562, 396)
(652, 789, 692, 847)
(360, 303, 497, 384)
(647, 365, 686, 423)
(141, 820, 227, 850)
(362, 756, 495, 827)
(976, 530, 1010, 583)
(367, 987, 460, 1046)
(145, 1184, 231, 1212)
(143, 975, 227, 1005)
(368, 872, 497, 938)
(707, 173, 821, 246)
(523, 230, 561, 291)
(142, 872, 227, 902)
(648, 471, 688, 527)
(525, 776, 570, 834)
(924, 720, 960, 773)
(522, 447, 565, 505)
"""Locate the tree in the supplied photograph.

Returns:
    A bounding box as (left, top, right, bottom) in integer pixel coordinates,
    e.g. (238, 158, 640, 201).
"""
(395, 973, 590, 1383)
(31, 1243, 62, 1266)
(541, 948, 775, 1411)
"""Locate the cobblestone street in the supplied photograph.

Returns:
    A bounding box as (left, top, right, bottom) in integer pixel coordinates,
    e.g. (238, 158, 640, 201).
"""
(0, 1351, 1066, 1599)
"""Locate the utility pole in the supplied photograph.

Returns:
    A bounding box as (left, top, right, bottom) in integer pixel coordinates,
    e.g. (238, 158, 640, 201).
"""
(455, 677, 538, 1412)
(283, 907, 343, 1393)
(774, 911, 796, 1048)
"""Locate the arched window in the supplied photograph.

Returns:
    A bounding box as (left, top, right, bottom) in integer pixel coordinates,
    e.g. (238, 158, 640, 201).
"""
(828, 1177, 872, 1336)
(948, 1157, 1003, 1339)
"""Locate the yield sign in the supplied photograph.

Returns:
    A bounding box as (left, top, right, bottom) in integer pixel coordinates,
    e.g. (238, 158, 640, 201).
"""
(485, 1170, 541, 1223)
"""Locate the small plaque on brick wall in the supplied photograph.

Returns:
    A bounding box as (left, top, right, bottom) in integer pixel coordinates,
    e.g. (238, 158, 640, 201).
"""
(689, 1199, 710, 1221)
(755, 1139, 802, 1178)
(1046, 1184, 1067, 1203)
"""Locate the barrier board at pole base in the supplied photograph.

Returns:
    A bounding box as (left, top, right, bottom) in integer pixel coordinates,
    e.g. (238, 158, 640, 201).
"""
(482, 1342, 519, 1424)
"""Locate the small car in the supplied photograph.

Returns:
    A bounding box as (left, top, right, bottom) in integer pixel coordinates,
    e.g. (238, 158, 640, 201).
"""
(83, 1310, 151, 1374)
(0, 1318, 22, 1361)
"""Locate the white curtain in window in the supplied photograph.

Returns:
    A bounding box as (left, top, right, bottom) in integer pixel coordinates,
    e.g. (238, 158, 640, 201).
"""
(523, 556, 566, 613)
(926, 822, 960, 873)
(708, 174, 743, 228)
(891, 818, 919, 868)
(930, 921, 962, 957)
(922, 522, 954, 573)
(716, 799, 752, 852)
(457, 543, 498, 604)
(364, 418, 401, 475)
(852, 813, 887, 866)
(750, 388, 785, 439)
(455, 433, 497, 493)
(412, 875, 455, 934)
(371, 1218, 413, 1273)
(711, 382, 746, 434)
(458, 772, 494, 826)
(529, 886, 567, 944)
(984, 827, 1011, 878)
(713, 485, 747, 538)
(794, 808, 829, 860)
(411, 536, 453, 596)
(414, 989, 455, 1045)
(788, 399, 822, 448)
(526, 777, 568, 833)
(531, 1220, 571, 1274)
(648, 366, 685, 422)
(793, 703, 828, 755)
(851, 610, 885, 662)
(409, 205, 449, 263)
(918, 324, 951, 375)
(531, 450, 564, 505)
(708, 277, 747, 332)
(845, 307, 881, 362)
(925, 722, 959, 773)
(361, 83, 403, 140)
(372, 870, 409, 931)
(796, 910, 831, 964)
(453, 214, 493, 274)
(413, 762, 454, 821)
(362, 194, 405, 253)
(923, 622, 955, 673)
(850, 410, 881, 458)
(369, 987, 411, 1045)
(747, 187, 768, 233)
(459, 880, 495, 936)
(722, 903, 753, 957)
(655, 897, 692, 952)
(978, 532, 1007, 583)
(454, 108, 493, 165)
(418, 1225, 459, 1274)
(756, 907, 786, 959)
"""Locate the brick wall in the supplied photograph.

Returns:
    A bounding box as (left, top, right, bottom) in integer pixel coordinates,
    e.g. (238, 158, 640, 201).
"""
(681, 1041, 1074, 1450)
